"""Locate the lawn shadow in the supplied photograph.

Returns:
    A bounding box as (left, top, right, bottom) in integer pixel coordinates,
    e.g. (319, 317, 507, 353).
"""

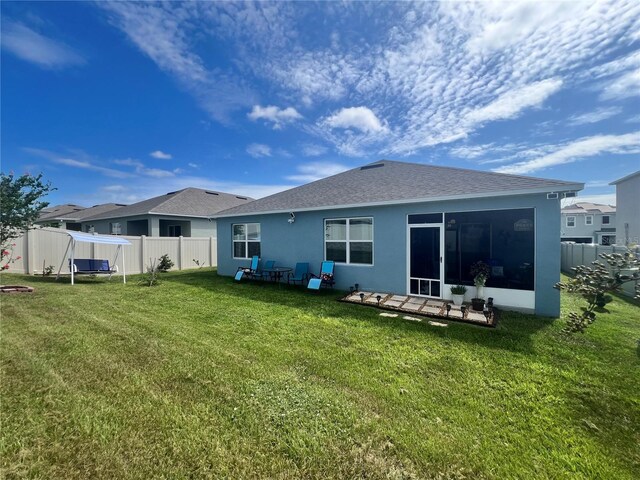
(162, 269, 554, 355)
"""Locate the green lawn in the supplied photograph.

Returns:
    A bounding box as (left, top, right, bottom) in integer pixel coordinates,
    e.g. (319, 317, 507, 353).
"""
(1, 269, 639, 479)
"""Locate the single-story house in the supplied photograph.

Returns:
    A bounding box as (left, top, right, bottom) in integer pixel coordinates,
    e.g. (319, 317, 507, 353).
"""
(560, 202, 616, 245)
(610, 170, 640, 247)
(36, 203, 128, 231)
(214, 160, 584, 317)
(80, 187, 253, 237)
(35, 204, 87, 230)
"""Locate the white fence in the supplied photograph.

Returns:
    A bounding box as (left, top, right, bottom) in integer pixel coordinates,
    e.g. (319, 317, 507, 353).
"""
(4, 227, 217, 275)
(561, 242, 639, 297)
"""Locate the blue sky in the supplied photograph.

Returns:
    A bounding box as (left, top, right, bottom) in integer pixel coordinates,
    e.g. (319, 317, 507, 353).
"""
(2, 1, 639, 207)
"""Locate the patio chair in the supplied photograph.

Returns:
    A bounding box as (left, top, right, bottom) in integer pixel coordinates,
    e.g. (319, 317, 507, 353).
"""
(256, 260, 276, 281)
(288, 262, 309, 285)
(235, 255, 259, 281)
(307, 261, 335, 290)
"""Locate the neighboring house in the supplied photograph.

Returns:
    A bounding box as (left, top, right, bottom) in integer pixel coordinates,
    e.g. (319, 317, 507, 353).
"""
(560, 202, 616, 245)
(35, 204, 87, 230)
(611, 170, 640, 247)
(214, 160, 583, 317)
(80, 188, 253, 237)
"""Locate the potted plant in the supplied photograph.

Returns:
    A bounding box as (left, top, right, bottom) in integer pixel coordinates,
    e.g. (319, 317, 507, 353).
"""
(450, 285, 467, 306)
(470, 261, 491, 311)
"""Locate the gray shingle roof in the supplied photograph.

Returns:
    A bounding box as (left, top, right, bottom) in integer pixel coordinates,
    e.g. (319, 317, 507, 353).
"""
(59, 203, 128, 221)
(215, 160, 584, 217)
(561, 202, 616, 214)
(37, 204, 86, 222)
(82, 188, 253, 221)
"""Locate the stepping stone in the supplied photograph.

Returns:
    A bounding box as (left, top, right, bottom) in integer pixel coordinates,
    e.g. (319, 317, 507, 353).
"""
(403, 303, 423, 311)
(406, 297, 426, 304)
(403, 315, 421, 322)
(426, 300, 444, 307)
(384, 300, 403, 308)
(422, 306, 442, 316)
(428, 321, 448, 327)
(449, 310, 464, 319)
(380, 312, 398, 317)
(346, 295, 362, 302)
(467, 311, 487, 323)
(390, 295, 408, 302)
(365, 297, 379, 304)
(372, 293, 387, 299)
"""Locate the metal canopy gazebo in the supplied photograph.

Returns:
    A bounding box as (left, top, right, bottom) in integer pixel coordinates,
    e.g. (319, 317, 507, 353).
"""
(55, 231, 131, 285)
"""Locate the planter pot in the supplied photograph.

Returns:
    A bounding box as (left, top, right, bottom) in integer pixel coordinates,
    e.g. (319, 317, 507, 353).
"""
(471, 298, 485, 311)
(451, 294, 464, 306)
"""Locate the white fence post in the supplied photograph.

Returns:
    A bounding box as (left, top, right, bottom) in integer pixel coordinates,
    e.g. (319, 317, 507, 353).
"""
(141, 235, 147, 271)
(209, 237, 214, 267)
(178, 236, 184, 270)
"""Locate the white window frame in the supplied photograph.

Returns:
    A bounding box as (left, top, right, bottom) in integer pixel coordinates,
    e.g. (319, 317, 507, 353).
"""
(110, 222, 121, 235)
(232, 223, 261, 259)
(602, 215, 610, 225)
(324, 217, 374, 266)
(585, 215, 593, 225)
(566, 216, 576, 228)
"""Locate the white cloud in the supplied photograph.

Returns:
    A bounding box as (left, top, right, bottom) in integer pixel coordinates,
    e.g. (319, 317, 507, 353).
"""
(1, 20, 85, 69)
(465, 79, 563, 125)
(188, 162, 199, 168)
(150, 150, 172, 159)
(600, 69, 640, 101)
(567, 107, 622, 126)
(100, 2, 256, 123)
(493, 132, 640, 174)
(247, 105, 302, 129)
(285, 162, 350, 182)
(301, 144, 328, 157)
(246, 143, 272, 158)
(323, 107, 388, 133)
(53, 158, 132, 178)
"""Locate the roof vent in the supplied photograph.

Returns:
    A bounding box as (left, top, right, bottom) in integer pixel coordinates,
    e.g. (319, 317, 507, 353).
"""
(360, 163, 384, 170)
(167, 191, 178, 195)
(205, 191, 219, 195)
(115, 204, 127, 206)
(236, 196, 248, 200)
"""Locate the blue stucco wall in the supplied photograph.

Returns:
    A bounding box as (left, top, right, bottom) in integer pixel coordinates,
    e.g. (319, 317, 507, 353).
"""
(217, 193, 562, 317)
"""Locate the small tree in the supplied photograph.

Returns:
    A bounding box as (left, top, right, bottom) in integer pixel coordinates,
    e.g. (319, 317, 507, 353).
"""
(555, 250, 640, 333)
(157, 254, 174, 272)
(0, 172, 55, 266)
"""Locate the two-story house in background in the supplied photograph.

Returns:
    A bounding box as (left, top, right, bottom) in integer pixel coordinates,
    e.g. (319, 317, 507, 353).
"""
(610, 170, 640, 247)
(561, 202, 616, 245)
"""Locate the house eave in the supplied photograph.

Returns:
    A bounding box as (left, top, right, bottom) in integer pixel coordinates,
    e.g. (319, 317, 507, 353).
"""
(80, 212, 214, 222)
(211, 184, 584, 219)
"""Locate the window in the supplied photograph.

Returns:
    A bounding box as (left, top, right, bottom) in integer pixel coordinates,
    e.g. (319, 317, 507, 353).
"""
(445, 208, 535, 291)
(566, 216, 576, 227)
(110, 222, 121, 235)
(233, 223, 260, 259)
(325, 217, 373, 265)
(168, 225, 182, 237)
(602, 215, 610, 225)
(585, 215, 593, 225)
(601, 235, 615, 246)
(85, 225, 95, 233)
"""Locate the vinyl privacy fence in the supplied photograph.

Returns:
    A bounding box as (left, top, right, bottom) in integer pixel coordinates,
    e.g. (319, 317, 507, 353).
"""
(560, 242, 640, 297)
(4, 227, 217, 275)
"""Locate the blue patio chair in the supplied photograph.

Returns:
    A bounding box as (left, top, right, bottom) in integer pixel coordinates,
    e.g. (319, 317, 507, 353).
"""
(288, 262, 309, 285)
(235, 255, 259, 281)
(256, 260, 276, 281)
(307, 261, 335, 290)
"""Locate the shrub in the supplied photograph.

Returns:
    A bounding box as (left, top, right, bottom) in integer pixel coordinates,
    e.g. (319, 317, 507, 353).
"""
(451, 285, 467, 295)
(157, 254, 174, 272)
(140, 259, 161, 287)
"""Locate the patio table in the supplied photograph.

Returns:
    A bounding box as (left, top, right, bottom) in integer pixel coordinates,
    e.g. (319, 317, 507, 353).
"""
(261, 267, 292, 286)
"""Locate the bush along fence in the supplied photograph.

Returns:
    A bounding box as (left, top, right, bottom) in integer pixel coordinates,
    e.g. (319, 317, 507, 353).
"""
(4, 227, 217, 276)
(561, 242, 640, 297)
